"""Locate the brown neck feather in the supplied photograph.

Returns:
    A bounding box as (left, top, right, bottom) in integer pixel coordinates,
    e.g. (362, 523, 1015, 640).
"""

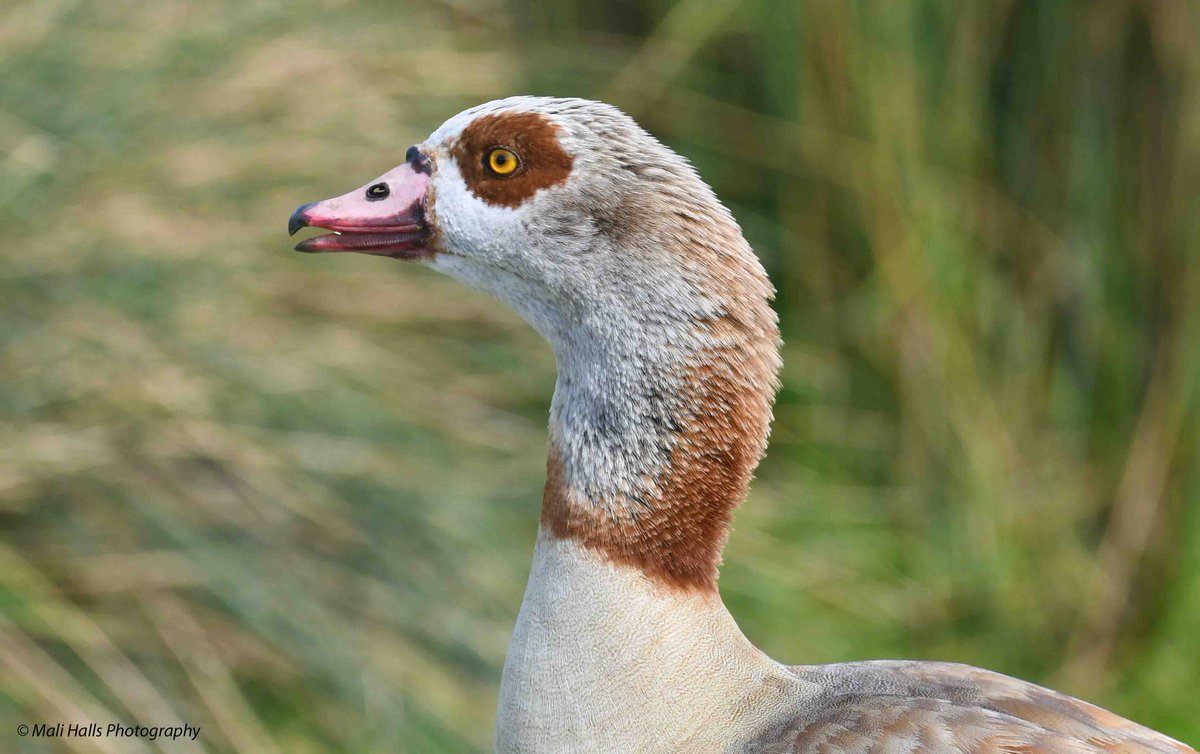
(541, 278, 780, 592)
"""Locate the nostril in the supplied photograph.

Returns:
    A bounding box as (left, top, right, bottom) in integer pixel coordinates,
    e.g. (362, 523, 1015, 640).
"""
(365, 183, 390, 201)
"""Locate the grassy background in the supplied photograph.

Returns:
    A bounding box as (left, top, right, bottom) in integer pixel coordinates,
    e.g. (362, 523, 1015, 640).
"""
(2, 0, 1199, 751)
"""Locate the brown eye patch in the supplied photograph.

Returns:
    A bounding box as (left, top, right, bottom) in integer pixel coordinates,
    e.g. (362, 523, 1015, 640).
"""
(449, 111, 574, 209)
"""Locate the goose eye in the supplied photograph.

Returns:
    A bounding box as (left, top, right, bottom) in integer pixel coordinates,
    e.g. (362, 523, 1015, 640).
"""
(366, 183, 390, 201)
(485, 147, 520, 176)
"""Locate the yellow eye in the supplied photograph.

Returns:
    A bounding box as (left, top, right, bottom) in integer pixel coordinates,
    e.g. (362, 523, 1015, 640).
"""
(486, 147, 520, 176)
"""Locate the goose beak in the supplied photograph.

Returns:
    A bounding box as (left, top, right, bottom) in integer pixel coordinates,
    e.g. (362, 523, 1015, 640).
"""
(287, 203, 316, 236)
(289, 161, 431, 259)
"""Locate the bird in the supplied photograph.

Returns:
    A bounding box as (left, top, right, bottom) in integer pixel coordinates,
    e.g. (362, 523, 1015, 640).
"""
(288, 97, 1195, 754)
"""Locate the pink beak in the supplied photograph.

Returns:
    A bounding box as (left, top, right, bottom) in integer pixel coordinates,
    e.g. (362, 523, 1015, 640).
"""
(288, 159, 431, 259)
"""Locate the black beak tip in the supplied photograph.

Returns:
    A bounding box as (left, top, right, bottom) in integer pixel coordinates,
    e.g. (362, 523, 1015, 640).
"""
(289, 202, 317, 236)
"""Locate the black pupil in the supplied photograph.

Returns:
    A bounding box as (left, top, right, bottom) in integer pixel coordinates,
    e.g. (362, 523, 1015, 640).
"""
(366, 183, 389, 200)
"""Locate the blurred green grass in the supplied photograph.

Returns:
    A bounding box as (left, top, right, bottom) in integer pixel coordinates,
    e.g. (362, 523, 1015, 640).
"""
(1, 0, 1198, 751)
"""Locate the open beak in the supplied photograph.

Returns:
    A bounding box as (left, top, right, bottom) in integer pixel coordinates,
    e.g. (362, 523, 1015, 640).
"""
(288, 162, 431, 259)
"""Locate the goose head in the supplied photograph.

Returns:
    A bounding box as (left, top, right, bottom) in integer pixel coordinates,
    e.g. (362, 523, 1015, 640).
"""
(290, 97, 780, 590)
(291, 97, 768, 344)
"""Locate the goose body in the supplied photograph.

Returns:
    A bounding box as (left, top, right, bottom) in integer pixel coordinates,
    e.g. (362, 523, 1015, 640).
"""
(289, 97, 1194, 753)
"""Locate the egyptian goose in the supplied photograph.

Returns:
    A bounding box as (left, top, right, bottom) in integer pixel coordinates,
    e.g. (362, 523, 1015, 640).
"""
(289, 97, 1194, 753)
